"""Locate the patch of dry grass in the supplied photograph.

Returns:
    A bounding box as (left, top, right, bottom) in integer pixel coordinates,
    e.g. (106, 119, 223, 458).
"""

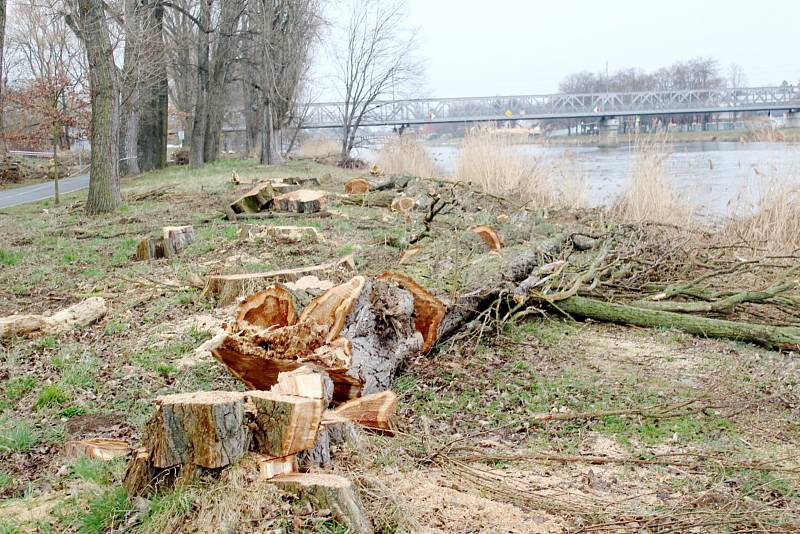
(610, 136, 697, 226)
(453, 127, 587, 209)
(374, 135, 440, 177)
(293, 137, 340, 159)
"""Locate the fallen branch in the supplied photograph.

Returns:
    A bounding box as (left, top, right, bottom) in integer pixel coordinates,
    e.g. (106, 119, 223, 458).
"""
(0, 297, 108, 338)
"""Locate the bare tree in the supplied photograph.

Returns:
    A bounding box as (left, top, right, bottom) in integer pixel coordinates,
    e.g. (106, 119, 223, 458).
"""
(66, 0, 121, 214)
(334, 0, 419, 165)
(246, 0, 322, 165)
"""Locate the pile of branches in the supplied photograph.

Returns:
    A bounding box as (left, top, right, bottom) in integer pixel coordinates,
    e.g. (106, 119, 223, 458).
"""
(503, 223, 800, 351)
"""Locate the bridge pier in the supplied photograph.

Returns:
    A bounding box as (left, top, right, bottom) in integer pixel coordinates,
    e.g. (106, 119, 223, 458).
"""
(786, 111, 800, 128)
(598, 117, 619, 147)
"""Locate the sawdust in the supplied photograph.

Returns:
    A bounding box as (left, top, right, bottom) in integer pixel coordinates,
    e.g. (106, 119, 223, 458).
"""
(381, 468, 566, 533)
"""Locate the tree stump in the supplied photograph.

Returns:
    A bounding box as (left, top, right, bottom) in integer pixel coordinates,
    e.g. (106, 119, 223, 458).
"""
(345, 178, 370, 194)
(272, 190, 328, 213)
(238, 225, 321, 244)
(145, 391, 249, 469)
(136, 225, 194, 260)
(271, 473, 374, 534)
(64, 438, 130, 461)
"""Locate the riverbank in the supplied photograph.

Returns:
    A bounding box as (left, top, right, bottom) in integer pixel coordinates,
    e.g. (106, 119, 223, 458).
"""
(538, 126, 800, 146)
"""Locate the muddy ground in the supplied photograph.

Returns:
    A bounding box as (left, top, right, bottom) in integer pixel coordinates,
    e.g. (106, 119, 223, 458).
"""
(0, 159, 798, 533)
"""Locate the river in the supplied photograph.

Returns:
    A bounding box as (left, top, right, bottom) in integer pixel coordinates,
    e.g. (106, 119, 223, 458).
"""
(360, 141, 800, 218)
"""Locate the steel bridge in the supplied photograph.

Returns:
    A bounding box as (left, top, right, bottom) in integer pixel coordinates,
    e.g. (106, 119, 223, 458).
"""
(300, 86, 800, 129)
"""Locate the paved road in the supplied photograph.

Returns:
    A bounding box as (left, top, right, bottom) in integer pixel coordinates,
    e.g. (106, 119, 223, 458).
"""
(0, 175, 89, 209)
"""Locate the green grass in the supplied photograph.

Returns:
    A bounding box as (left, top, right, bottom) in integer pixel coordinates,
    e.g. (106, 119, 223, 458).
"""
(0, 471, 13, 491)
(0, 418, 39, 452)
(34, 384, 70, 410)
(1, 376, 37, 410)
(69, 457, 126, 486)
(0, 248, 23, 266)
(74, 487, 134, 534)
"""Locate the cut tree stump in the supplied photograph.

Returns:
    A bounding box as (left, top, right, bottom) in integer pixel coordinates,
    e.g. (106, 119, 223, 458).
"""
(0, 297, 108, 339)
(272, 190, 328, 213)
(469, 224, 503, 252)
(390, 196, 415, 212)
(236, 285, 299, 329)
(230, 182, 275, 214)
(270, 182, 300, 194)
(205, 255, 355, 306)
(64, 438, 130, 461)
(246, 391, 323, 457)
(377, 273, 445, 353)
(136, 225, 195, 260)
(345, 178, 370, 194)
(123, 448, 160, 496)
(145, 391, 248, 469)
(271, 473, 374, 534)
(334, 391, 396, 432)
(238, 225, 321, 244)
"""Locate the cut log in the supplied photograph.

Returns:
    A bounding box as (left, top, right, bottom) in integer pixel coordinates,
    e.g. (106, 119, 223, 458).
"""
(145, 391, 248, 469)
(273, 189, 328, 213)
(339, 191, 396, 208)
(469, 224, 503, 252)
(245, 391, 323, 457)
(270, 181, 300, 194)
(390, 196, 415, 212)
(270, 365, 332, 401)
(136, 225, 195, 260)
(233, 211, 332, 220)
(235, 285, 299, 329)
(0, 297, 108, 339)
(377, 273, 445, 353)
(205, 255, 355, 306)
(64, 438, 129, 461)
(230, 182, 275, 214)
(271, 473, 374, 534)
(550, 295, 800, 351)
(163, 226, 195, 256)
(254, 453, 296, 480)
(334, 391, 396, 432)
(345, 178, 370, 194)
(238, 224, 321, 244)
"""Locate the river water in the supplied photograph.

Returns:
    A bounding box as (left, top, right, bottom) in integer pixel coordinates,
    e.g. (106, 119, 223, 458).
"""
(361, 141, 800, 217)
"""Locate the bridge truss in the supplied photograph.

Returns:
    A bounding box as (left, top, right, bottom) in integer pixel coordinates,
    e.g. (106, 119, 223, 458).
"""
(300, 86, 800, 129)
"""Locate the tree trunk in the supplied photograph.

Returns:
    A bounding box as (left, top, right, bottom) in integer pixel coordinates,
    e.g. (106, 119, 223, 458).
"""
(0, 0, 6, 154)
(260, 101, 283, 165)
(120, 0, 141, 177)
(551, 296, 800, 351)
(75, 0, 122, 214)
(189, 0, 211, 169)
(137, 0, 168, 172)
(120, 95, 141, 176)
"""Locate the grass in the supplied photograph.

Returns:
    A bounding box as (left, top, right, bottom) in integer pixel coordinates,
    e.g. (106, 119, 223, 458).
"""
(0, 417, 39, 452)
(0, 249, 23, 266)
(292, 137, 340, 160)
(73, 487, 135, 534)
(34, 384, 70, 410)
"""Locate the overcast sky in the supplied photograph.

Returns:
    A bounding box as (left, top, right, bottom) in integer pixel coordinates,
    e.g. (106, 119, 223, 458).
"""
(396, 0, 800, 97)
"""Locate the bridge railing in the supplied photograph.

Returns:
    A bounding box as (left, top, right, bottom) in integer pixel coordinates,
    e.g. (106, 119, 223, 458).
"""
(299, 86, 800, 128)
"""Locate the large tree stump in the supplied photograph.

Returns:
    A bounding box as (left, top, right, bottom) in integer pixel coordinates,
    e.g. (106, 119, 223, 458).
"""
(271, 473, 374, 534)
(230, 182, 275, 214)
(64, 438, 130, 461)
(0, 297, 108, 339)
(145, 391, 248, 469)
(273, 190, 328, 213)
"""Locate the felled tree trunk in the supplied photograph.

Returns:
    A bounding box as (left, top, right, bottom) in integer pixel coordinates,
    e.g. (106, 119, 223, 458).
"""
(0, 297, 107, 338)
(229, 182, 275, 214)
(272, 190, 328, 213)
(552, 296, 800, 351)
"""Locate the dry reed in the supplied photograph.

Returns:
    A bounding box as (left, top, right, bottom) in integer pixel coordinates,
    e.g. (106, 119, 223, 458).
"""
(294, 137, 340, 159)
(374, 135, 440, 177)
(610, 136, 696, 225)
(453, 127, 587, 209)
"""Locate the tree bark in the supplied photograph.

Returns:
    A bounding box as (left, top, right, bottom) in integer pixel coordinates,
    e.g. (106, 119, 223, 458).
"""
(260, 101, 283, 165)
(72, 0, 122, 214)
(120, 0, 141, 176)
(0, 0, 7, 154)
(551, 296, 800, 351)
(189, 0, 211, 169)
(137, 0, 168, 171)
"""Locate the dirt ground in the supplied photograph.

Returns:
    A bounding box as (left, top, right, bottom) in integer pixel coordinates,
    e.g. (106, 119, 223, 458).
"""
(1, 159, 798, 533)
